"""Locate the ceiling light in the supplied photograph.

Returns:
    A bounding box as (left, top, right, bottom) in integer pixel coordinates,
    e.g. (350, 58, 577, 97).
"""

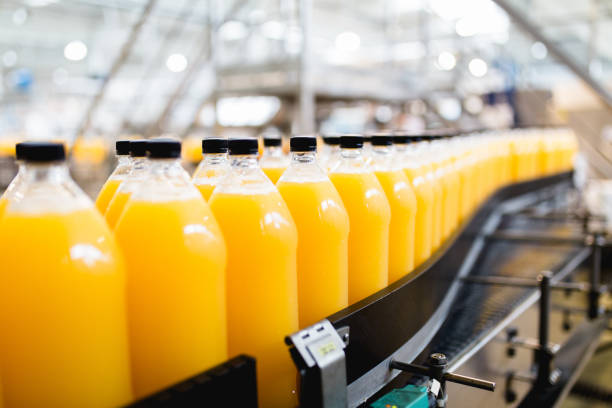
(530, 42, 548, 60)
(64, 41, 88, 61)
(2, 50, 18, 68)
(437, 51, 456, 71)
(468, 58, 488, 77)
(219, 21, 248, 41)
(261, 20, 286, 40)
(12, 8, 28, 25)
(335, 31, 361, 52)
(166, 53, 188, 73)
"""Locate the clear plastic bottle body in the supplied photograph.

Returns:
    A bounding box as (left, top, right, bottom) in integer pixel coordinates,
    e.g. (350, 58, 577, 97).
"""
(104, 157, 149, 229)
(95, 155, 132, 213)
(370, 144, 418, 281)
(260, 144, 289, 183)
(0, 162, 25, 218)
(208, 152, 298, 408)
(192, 152, 230, 200)
(114, 157, 227, 399)
(0, 160, 132, 407)
(329, 147, 391, 302)
(277, 151, 349, 328)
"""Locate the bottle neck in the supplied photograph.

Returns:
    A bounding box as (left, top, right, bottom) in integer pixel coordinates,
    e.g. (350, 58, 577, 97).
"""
(204, 152, 228, 166)
(263, 145, 283, 158)
(340, 147, 363, 159)
(22, 161, 70, 184)
(371, 145, 393, 156)
(290, 151, 317, 165)
(230, 154, 259, 168)
(148, 158, 183, 176)
(117, 155, 131, 166)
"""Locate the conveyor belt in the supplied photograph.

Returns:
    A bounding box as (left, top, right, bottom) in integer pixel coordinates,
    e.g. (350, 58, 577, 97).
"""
(426, 242, 581, 363)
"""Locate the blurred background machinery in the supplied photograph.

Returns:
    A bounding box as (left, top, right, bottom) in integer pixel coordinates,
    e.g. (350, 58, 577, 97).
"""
(2, 0, 612, 194)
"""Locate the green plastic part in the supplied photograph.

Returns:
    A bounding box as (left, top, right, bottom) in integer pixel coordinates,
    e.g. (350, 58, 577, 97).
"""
(370, 384, 429, 408)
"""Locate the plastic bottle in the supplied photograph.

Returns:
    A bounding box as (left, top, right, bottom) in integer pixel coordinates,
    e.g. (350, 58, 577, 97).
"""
(208, 138, 298, 408)
(105, 140, 148, 229)
(0, 144, 27, 219)
(192, 138, 229, 201)
(95, 140, 132, 214)
(321, 135, 341, 171)
(422, 137, 443, 251)
(329, 135, 391, 303)
(277, 136, 349, 328)
(0, 142, 132, 407)
(397, 135, 434, 267)
(260, 137, 288, 183)
(114, 139, 227, 399)
(370, 134, 417, 282)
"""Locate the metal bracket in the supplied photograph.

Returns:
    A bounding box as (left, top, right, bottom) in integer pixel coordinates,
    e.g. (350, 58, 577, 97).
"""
(286, 319, 348, 408)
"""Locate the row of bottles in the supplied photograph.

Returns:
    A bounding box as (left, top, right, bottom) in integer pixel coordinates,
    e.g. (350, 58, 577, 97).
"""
(0, 127, 577, 407)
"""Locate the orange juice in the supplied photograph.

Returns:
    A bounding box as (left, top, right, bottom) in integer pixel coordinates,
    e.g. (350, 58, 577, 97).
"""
(96, 178, 123, 213)
(439, 156, 460, 239)
(106, 190, 132, 229)
(0, 210, 132, 407)
(262, 166, 286, 183)
(329, 136, 390, 303)
(401, 142, 434, 267)
(370, 135, 417, 282)
(104, 145, 149, 229)
(115, 198, 227, 398)
(115, 139, 227, 399)
(209, 138, 298, 408)
(277, 137, 349, 328)
(192, 139, 229, 201)
(0, 142, 131, 407)
(260, 137, 288, 184)
(95, 141, 132, 213)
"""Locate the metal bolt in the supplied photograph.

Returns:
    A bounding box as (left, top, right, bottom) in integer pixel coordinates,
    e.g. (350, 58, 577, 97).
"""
(428, 353, 448, 367)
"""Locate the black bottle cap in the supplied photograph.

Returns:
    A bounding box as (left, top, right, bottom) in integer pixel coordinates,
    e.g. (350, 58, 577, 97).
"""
(15, 142, 65, 162)
(339, 135, 364, 149)
(130, 140, 148, 157)
(322, 136, 341, 146)
(290, 136, 317, 152)
(393, 135, 410, 144)
(370, 134, 393, 146)
(263, 137, 282, 147)
(202, 138, 228, 154)
(228, 138, 259, 155)
(116, 140, 131, 155)
(147, 139, 182, 159)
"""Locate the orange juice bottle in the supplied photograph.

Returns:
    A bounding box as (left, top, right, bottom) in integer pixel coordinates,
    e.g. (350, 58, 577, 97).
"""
(0, 142, 132, 407)
(0, 144, 27, 219)
(105, 140, 148, 229)
(370, 134, 417, 283)
(114, 139, 227, 399)
(277, 136, 349, 328)
(209, 138, 298, 408)
(435, 134, 460, 239)
(396, 135, 434, 267)
(421, 137, 443, 251)
(260, 137, 288, 183)
(95, 140, 132, 214)
(192, 138, 229, 200)
(322, 135, 342, 171)
(321, 135, 341, 170)
(329, 135, 391, 303)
